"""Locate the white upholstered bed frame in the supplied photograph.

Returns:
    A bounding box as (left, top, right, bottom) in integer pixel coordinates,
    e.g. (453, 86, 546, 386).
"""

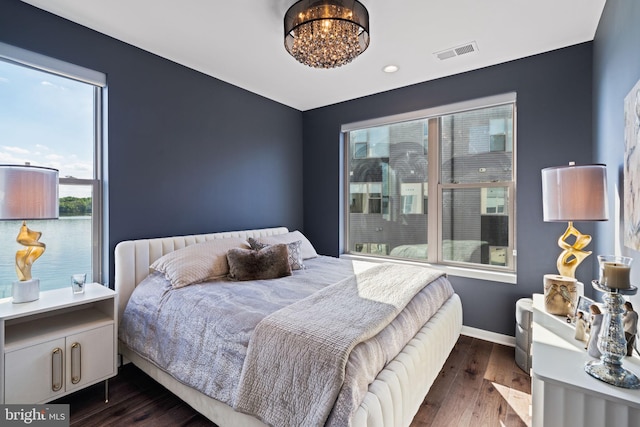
(115, 227, 463, 427)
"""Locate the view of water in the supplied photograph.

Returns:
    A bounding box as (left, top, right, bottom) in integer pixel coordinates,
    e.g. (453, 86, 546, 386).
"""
(0, 217, 92, 299)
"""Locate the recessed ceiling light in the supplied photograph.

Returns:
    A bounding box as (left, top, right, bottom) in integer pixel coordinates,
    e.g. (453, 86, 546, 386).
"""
(383, 65, 399, 73)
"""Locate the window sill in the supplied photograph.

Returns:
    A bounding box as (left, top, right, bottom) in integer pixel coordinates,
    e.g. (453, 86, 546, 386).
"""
(339, 253, 517, 285)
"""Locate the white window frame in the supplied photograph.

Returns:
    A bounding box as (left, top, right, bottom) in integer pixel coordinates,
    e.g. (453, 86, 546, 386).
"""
(0, 42, 107, 285)
(341, 93, 517, 284)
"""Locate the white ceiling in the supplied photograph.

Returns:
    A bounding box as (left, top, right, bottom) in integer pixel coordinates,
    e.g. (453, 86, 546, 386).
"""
(21, 0, 606, 111)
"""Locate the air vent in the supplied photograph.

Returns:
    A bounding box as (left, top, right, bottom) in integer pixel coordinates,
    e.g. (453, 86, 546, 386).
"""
(434, 41, 478, 61)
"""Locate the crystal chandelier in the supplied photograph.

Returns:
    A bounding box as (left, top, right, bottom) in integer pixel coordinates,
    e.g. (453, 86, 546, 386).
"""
(284, 0, 370, 69)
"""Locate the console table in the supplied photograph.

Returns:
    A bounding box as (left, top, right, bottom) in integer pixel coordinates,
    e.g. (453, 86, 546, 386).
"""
(531, 294, 640, 427)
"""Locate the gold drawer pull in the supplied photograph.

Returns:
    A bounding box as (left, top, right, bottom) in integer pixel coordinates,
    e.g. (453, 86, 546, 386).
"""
(71, 342, 81, 384)
(51, 348, 63, 391)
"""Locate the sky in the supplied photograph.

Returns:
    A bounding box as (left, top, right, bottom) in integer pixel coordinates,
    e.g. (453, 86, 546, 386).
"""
(0, 59, 95, 197)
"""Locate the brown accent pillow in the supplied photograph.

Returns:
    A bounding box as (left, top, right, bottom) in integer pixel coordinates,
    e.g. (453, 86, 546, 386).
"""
(227, 244, 292, 281)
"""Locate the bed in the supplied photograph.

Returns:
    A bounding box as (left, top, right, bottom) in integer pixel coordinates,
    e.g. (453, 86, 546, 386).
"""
(115, 227, 462, 427)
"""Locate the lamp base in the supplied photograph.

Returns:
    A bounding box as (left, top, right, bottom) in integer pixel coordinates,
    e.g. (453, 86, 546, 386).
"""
(556, 221, 592, 278)
(12, 278, 40, 304)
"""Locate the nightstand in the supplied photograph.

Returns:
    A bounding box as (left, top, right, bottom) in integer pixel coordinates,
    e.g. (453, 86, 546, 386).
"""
(0, 283, 117, 404)
(531, 294, 640, 427)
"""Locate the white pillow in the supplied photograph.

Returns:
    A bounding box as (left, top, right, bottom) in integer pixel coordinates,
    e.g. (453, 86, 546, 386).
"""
(150, 237, 249, 288)
(252, 230, 318, 259)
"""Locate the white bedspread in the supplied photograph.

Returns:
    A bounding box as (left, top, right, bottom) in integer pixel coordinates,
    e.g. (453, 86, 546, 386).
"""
(234, 263, 445, 427)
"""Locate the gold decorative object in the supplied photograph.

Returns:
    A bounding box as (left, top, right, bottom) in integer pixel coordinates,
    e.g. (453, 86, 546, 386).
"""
(15, 221, 46, 281)
(284, 0, 370, 68)
(556, 221, 593, 278)
(541, 163, 608, 278)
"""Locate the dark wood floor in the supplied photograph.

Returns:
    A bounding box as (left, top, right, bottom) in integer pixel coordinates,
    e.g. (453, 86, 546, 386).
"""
(56, 336, 531, 427)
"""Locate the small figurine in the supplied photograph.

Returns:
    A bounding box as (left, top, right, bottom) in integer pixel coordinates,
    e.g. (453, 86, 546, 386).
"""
(574, 311, 588, 343)
(587, 304, 603, 359)
(623, 301, 638, 356)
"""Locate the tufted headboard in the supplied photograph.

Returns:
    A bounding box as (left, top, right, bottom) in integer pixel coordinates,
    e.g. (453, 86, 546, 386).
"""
(114, 226, 289, 321)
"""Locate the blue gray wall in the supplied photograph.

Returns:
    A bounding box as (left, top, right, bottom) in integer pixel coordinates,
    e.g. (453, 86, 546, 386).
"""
(302, 44, 595, 335)
(0, 0, 304, 284)
(593, 0, 640, 309)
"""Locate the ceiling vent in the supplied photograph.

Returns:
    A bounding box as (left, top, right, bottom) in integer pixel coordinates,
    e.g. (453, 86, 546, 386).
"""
(434, 41, 478, 61)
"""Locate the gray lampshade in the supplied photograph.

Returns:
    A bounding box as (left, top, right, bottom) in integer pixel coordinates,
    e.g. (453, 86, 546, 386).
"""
(541, 163, 608, 222)
(0, 164, 59, 220)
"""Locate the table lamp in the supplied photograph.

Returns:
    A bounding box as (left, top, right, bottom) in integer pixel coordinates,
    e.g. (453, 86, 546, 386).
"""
(541, 162, 609, 277)
(0, 164, 59, 303)
(541, 163, 608, 315)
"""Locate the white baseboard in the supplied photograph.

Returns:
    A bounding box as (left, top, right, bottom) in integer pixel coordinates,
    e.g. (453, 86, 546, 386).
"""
(461, 325, 516, 347)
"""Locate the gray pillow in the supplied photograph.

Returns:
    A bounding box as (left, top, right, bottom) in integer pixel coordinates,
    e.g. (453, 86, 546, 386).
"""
(227, 244, 292, 281)
(248, 237, 304, 270)
(250, 231, 318, 259)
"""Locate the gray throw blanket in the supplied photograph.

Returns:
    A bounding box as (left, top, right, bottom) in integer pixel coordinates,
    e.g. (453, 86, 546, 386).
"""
(234, 263, 445, 427)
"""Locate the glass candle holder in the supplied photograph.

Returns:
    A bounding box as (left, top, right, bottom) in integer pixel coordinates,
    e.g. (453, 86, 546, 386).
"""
(586, 281, 639, 389)
(597, 255, 633, 289)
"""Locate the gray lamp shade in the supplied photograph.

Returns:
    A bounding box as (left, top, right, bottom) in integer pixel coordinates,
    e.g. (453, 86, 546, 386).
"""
(0, 164, 59, 220)
(541, 163, 608, 222)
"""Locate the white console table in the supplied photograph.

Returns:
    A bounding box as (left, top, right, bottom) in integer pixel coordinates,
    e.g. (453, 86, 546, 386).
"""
(531, 294, 640, 427)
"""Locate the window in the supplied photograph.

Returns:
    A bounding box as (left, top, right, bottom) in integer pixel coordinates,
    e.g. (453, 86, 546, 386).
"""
(0, 43, 105, 297)
(343, 93, 516, 273)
